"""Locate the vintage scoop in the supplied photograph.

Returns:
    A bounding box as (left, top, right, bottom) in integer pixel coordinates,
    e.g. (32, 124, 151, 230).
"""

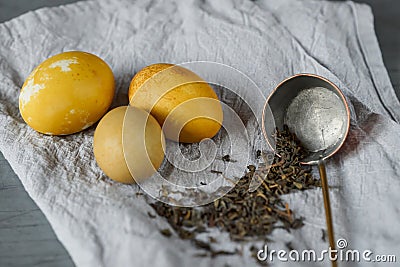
(262, 74, 350, 267)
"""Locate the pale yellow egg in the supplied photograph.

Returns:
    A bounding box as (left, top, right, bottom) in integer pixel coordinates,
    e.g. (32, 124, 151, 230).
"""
(93, 106, 165, 184)
(19, 51, 115, 135)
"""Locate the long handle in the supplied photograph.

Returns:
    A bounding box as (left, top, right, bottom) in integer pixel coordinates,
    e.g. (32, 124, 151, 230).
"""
(318, 160, 337, 267)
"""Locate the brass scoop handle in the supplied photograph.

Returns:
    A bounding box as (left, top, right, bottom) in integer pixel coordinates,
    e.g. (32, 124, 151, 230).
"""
(318, 160, 338, 267)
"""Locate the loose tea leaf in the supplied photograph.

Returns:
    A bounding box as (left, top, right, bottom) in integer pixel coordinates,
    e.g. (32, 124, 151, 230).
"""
(149, 126, 320, 262)
(321, 229, 327, 242)
(147, 212, 156, 219)
(160, 228, 172, 237)
(221, 154, 237, 163)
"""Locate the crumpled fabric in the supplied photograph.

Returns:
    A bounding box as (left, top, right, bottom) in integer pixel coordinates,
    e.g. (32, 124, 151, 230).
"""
(0, 0, 399, 266)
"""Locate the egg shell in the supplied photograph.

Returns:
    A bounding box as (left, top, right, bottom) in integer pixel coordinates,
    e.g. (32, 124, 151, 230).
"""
(128, 63, 223, 143)
(19, 51, 115, 135)
(93, 106, 165, 184)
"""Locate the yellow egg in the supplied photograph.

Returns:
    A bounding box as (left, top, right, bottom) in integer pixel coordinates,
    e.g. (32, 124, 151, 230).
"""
(93, 106, 165, 184)
(128, 63, 223, 143)
(19, 51, 115, 135)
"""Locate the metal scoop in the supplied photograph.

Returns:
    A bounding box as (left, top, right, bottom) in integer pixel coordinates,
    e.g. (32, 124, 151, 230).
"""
(262, 74, 350, 267)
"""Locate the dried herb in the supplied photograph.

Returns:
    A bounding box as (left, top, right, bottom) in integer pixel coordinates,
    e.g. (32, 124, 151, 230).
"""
(160, 228, 172, 237)
(149, 126, 320, 262)
(147, 212, 156, 219)
(321, 229, 327, 242)
(222, 154, 237, 163)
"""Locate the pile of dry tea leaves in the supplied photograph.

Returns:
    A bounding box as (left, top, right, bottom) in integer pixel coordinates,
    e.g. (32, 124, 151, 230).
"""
(149, 125, 320, 260)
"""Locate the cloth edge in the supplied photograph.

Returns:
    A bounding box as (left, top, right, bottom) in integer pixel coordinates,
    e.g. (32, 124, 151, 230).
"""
(350, 1, 400, 123)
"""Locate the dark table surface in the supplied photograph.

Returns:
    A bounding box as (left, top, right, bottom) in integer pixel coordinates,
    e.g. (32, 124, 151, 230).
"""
(0, 0, 398, 266)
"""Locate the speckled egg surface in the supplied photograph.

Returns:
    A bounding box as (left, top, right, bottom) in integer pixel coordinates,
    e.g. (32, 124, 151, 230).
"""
(19, 51, 115, 135)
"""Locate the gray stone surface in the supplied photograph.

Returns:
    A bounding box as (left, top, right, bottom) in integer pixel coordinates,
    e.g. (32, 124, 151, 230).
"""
(360, 0, 400, 99)
(0, 0, 398, 266)
(0, 0, 80, 22)
(0, 152, 75, 267)
(0, 2, 82, 267)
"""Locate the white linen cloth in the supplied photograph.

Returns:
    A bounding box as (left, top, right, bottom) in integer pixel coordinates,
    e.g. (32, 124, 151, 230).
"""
(0, 0, 399, 266)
